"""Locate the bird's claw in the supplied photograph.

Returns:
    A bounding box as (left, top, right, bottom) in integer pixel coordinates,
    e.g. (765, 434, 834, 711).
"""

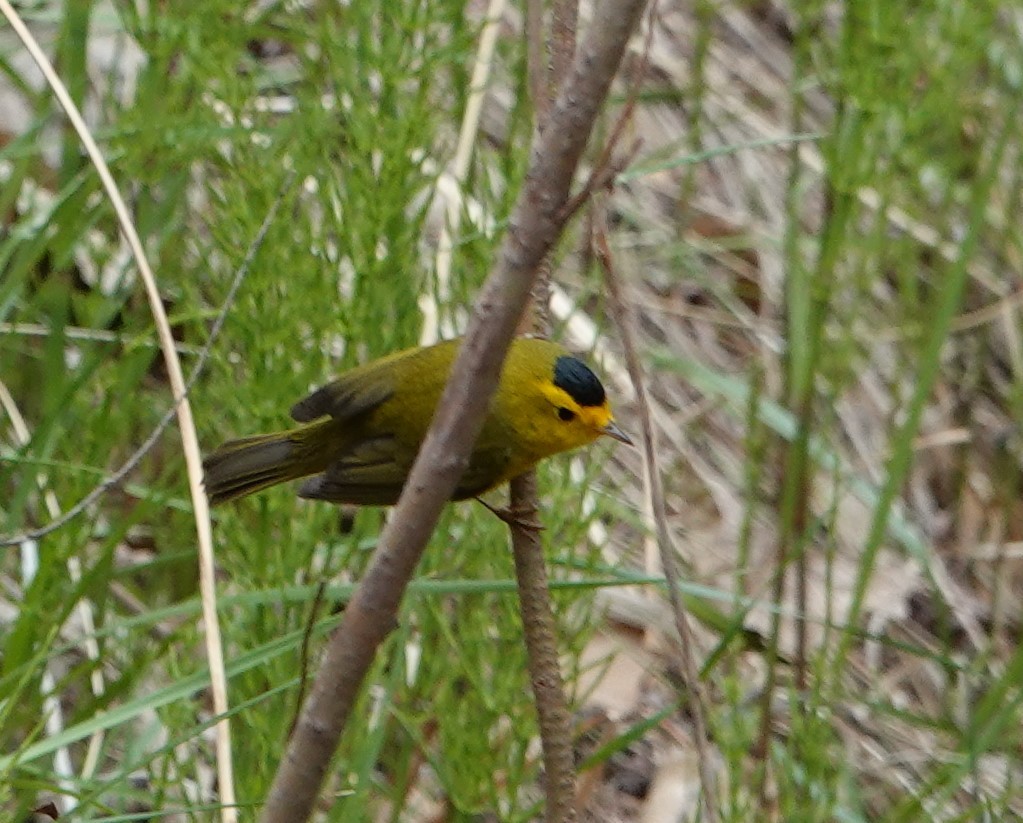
(475, 498, 546, 532)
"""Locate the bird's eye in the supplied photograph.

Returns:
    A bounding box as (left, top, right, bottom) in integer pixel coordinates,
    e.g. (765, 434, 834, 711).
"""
(557, 407, 576, 422)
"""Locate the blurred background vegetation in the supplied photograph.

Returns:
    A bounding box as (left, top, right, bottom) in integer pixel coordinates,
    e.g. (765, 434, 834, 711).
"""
(2, 0, 1023, 820)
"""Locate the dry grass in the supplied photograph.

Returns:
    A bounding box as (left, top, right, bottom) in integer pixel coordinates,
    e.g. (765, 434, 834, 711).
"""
(527, 2, 1023, 820)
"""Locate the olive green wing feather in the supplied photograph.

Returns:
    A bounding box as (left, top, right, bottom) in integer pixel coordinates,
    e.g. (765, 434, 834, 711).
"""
(452, 443, 513, 500)
(298, 434, 408, 505)
(290, 372, 394, 423)
(299, 438, 513, 505)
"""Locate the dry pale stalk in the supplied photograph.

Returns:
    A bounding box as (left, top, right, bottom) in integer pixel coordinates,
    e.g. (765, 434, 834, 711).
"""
(595, 201, 720, 822)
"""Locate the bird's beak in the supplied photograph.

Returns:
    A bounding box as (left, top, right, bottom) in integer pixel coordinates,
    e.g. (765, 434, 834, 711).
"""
(602, 420, 634, 446)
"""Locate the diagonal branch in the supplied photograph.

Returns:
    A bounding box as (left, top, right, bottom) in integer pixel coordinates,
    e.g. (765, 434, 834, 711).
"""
(258, 1, 651, 819)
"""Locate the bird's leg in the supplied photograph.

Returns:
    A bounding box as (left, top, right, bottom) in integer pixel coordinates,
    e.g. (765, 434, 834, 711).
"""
(475, 497, 545, 532)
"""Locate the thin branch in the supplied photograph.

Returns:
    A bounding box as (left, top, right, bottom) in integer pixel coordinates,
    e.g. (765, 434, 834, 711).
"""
(594, 201, 720, 822)
(430, 7, 581, 815)
(258, 1, 651, 818)
(509, 474, 578, 823)
(509, 2, 583, 820)
(559, 0, 656, 224)
(0, 323, 202, 354)
(290, 579, 328, 738)
(558, 138, 640, 226)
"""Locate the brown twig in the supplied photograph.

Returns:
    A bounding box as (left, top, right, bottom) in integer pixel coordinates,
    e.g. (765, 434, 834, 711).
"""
(558, 0, 656, 225)
(509, 473, 578, 823)
(594, 200, 720, 822)
(511, 10, 652, 818)
(512, 5, 581, 820)
(557, 139, 641, 226)
(258, 2, 651, 819)
(509, 253, 578, 822)
(289, 579, 328, 738)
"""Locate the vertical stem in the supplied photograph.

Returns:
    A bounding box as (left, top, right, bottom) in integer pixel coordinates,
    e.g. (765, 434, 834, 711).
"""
(510, 473, 579, 823)
(514, 2, 582, 818)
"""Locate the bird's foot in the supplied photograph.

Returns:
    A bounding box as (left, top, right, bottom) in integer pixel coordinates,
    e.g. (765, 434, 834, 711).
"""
(475, 497, 546, 532)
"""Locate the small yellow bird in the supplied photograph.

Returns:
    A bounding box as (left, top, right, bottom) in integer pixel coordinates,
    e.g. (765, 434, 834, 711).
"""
(203, 337, 631, 506)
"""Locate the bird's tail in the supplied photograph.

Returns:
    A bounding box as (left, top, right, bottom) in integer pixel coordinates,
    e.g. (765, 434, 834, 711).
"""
(203, 430, 313, 505)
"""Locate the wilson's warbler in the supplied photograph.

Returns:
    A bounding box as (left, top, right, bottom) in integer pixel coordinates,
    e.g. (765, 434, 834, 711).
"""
(203, 337, 631, 506)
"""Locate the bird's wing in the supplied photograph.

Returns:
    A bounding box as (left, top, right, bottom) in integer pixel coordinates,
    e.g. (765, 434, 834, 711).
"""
(453, 443, 513, 500)
(297, 434, 407, 505)
(299, 438, 513, 505)
(290, 370, 395, 422)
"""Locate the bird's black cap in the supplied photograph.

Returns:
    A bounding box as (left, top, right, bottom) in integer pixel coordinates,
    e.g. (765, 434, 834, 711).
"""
(553, 355, 606, 408)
